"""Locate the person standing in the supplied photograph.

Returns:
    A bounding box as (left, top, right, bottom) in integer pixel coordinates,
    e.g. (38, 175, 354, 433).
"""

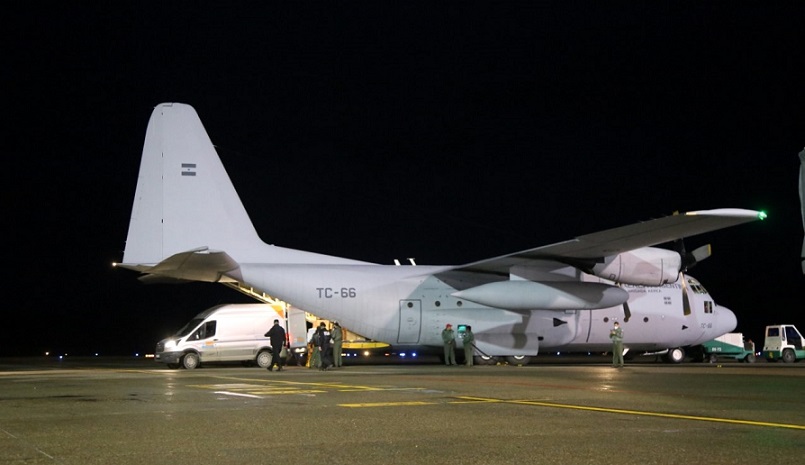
(331, 321, 344, 367)
(313, 322, 332, 370)
(264, 319, 287, 372)
(610, 321, 624, 368)
(441, 324, 457, 366)
(307, 326, 320, 369)
(462, 325, 475, 367)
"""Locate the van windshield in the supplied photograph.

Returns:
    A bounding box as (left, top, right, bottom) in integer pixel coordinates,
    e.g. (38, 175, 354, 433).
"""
(174, 318, 204, 337)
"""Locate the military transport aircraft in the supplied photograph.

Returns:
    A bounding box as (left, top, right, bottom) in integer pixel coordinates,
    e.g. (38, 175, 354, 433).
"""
(116, 103, 766, 365)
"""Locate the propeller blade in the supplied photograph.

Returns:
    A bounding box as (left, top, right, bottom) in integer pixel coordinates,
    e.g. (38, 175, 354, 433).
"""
(615, 282, 632, 322)
(680, 272, 691, 316)
(690, 244, 712, 264)
(674, 239, 711, 272)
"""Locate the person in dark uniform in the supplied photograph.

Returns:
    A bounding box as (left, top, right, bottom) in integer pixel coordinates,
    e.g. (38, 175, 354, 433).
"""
(462, 325, 475, 367)
(441, 323, 457, 366)
(313, 322, 332, 371)
(331, 321, 344, 367)
(264, 319, 286, 371)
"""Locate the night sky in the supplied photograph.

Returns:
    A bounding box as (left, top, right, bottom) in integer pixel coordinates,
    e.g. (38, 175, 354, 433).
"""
(7, 3, 804, 357)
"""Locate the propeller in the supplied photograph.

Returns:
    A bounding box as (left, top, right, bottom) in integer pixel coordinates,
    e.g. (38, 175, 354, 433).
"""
(621, 294, 632, 322)
(679, 271, 692, 316)
(674, 239, 712, 316)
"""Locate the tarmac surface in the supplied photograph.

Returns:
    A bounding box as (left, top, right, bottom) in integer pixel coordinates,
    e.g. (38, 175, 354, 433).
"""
(0, 355, 803, 465)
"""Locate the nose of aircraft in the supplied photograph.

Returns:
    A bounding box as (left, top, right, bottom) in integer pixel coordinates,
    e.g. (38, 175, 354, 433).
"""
(715, 305, 738, 335)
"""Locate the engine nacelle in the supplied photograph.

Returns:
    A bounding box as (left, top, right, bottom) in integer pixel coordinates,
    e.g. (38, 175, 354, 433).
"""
(451, 280, 629, 310)
(590, 246, 681, 286)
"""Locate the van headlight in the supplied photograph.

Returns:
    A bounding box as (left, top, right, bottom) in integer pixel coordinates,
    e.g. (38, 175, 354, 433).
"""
(163, 339, 178, 350)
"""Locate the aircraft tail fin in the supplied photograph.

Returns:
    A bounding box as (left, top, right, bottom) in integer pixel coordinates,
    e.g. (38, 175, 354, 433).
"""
(120, 103, 367, 277)
(122, 103, 264, 268)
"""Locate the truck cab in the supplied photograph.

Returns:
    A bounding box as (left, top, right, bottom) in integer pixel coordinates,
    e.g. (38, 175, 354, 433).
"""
(762, 324, 805, 363)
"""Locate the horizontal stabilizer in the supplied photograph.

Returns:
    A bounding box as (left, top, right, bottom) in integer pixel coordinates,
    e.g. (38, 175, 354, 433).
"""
(137, 275, 195, 285)
(118, 248, 241, 283)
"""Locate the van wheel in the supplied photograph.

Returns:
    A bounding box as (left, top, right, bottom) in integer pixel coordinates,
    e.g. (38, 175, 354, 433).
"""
(256, 350, 272, 368)
(475, 355, 498, 365)
(506, 355, 531, 366)
(781, 349, 796, 363)
(182, 353, 200, 370)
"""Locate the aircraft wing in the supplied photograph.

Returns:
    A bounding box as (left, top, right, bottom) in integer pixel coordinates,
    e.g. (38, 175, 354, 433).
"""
(452, 208, 764, 276)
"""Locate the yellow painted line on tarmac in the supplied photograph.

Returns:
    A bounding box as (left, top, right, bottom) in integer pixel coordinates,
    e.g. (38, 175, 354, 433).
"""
(246, 389, 327, 395)
(340, 397, 510, 408)
(340, 401, 437, 408)
(190, 379, 422, 397)
(456, 396, 805, 431)
(205, 375, 398, 391)
(449, 397, 507, 404)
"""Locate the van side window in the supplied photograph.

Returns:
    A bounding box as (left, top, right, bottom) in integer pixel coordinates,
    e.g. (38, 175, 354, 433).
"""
(191, 321, 217, 340)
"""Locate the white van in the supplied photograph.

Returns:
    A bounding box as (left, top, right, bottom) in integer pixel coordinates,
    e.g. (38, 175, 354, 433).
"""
(155, 303, 301, 369)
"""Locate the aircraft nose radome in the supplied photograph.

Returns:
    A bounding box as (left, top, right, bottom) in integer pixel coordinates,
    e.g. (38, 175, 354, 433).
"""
(717, 306, 738, 335)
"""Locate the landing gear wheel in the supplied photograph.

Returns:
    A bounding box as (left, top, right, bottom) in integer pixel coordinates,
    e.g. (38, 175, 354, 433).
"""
(708, 354, 718, 364)
(782, 349, 796, 363)
(664, 347, 685, 364)
(256, 350, 272, 368)
(744, 353, 756, 363)
(505, 355, 531, 366)
(182, 352, 200, 370)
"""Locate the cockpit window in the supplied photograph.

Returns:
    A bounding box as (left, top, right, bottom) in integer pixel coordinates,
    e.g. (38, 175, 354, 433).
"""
(689, 280, 708, 294)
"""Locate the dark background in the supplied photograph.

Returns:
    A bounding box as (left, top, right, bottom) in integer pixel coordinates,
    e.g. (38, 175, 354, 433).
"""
(6, 2, 803, 357)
